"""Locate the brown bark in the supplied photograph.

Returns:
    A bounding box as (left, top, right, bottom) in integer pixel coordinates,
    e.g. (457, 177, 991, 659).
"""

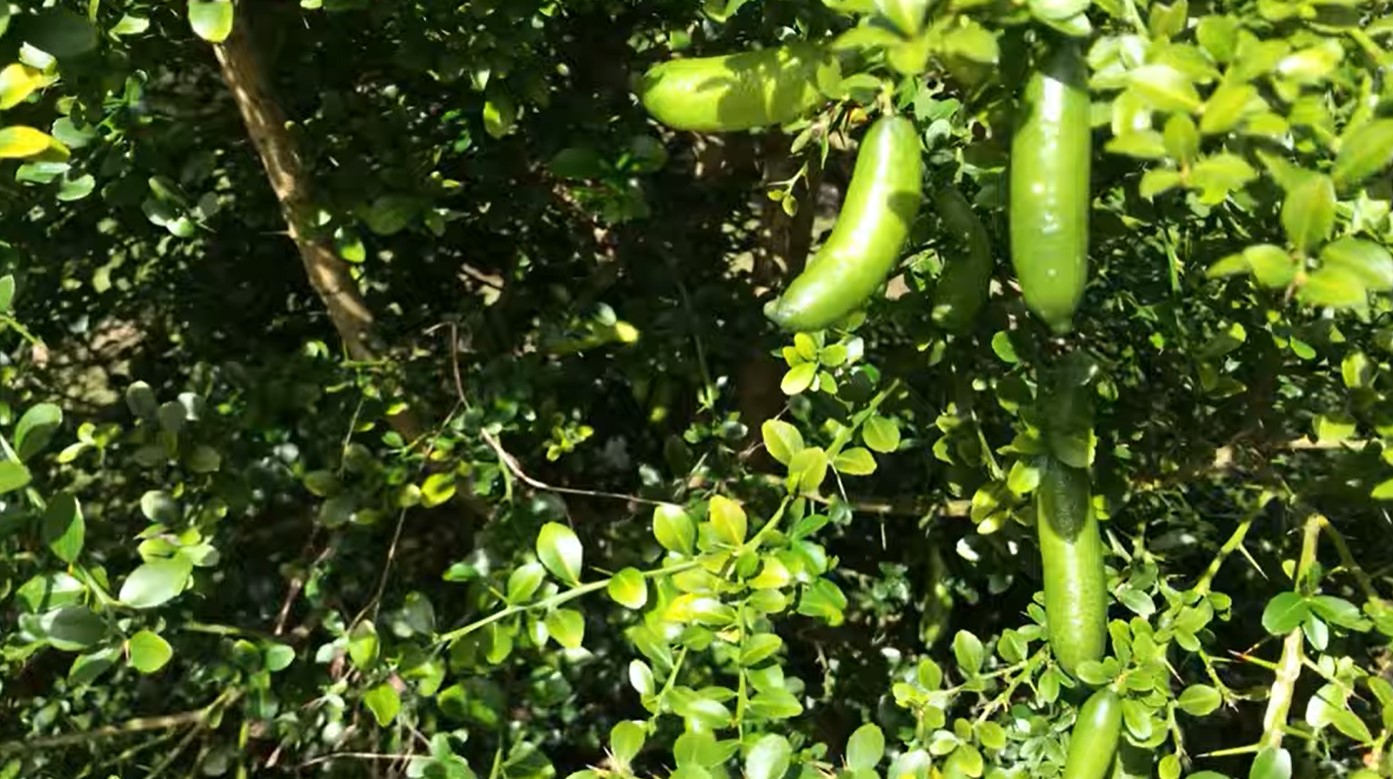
(213, 24, 423, 440)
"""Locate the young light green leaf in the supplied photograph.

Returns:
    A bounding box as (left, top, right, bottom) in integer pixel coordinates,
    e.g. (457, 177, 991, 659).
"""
(1249, 747, 1291, 779)
(610, 720, 646, 765)
(845, 723, 885, 770)
(536, 522, 583, 585)
(187, 0, 234, 43)
(607, 568, 648, 610)
(832, 447, 877, 476)
(952, 630, 984, 676)
(781, 362, 817, 395)
(708, 495, 747, 546)
(1334, 119, 1393, 189)
(740, 633, 783, 666)
(1281, 173, 1336, 254)
(546, 608, 585, 649)
(761, 419, 805, 465)
(363, 682, 401, 726)
(0, 461, 32, 495)
(348, 621, 379, 669)
(1299, 266, 1366, 310)
(1128, 65, 1202, 113)
(1200, 82, 1261, 135)
(746, 733, 792, 779)
(1320, 237, 1393, 292)
(127, 630, 173, 674)
(507, 562, 546, 604)
(787, 446, 829, 494)
(1177, 684, 1222, 716)
(653, 503, 696, 556)
(863, 415, 901, 453)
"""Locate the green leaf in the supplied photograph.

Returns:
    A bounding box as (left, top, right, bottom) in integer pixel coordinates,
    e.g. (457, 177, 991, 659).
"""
(797, 578, 847, 626)
(708, 495, 748, 546)
(38, 606, 105, 651)
(1261, 592, 1309, 634)
(607, 568, 648, 610)
(1320, 237, 1393, 292)
(1163, 114, 1199, 165)
(1188, 153, 1257, 203)
(739, 633, 783, 666)
(1128, 65, 1202, 113)
(1299, 265, 1367, 310)
(536, 522, 583, 585)
(127, 630, 173, 674)
(362, 194, 416, 236)
(507, 562, 546, 604)
(761, 420, 805, 465)
(363, 682, 401, 726)
(20, 10, 98, 57)
(0, 275, 14, 313)
(119, 557, 193, 609)
(348, 620, 380, 669)
(42, 493, 84, 564)
(483, 93, 517, 139)
(1244, 244, 1296, 289)
(265, 643, 295, 672)
(846, 724, 885, 770)
(610, 720, 646, 765)
(188, 0, 234, 42)
(1200, 82, 1260, 135)
(990, 331, 1019, 363)
(781, 362, 817, 395)
(940, 21, 999, 65)
(335, 227, 366, 263)
(746, 734, 792, 779)
(1281, 174, 1336, 254)
(1334, 120, 1393, 189)
(952, 630, 984, 675)
(1177, 684, 1222, 716)
(863, 415, 901, 453)
(833, 447, 877, 476)
(1140, 168, 1183, 199)
(1308, 595, 1367, 629)
(140, 490, 180, 524)
(1329, 705, 1374, 743)
(1249, 747, 1291, 779)
(68, 648, 118, 687)
(546, 608, 585, 649)
(0, 461, 31, 495)
(653, 503, 696, 556)
(420, 472, 456, 508)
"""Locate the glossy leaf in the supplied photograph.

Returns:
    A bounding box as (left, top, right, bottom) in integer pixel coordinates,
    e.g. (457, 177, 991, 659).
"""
(536, 522, 583, 585)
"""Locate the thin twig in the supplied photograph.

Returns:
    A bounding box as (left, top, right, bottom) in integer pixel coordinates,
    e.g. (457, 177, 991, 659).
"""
(1, 690, 240, 755)
(479, 428, 667, 507)
(298, 752, 414, 769)
(1195, 491, 1274, 595)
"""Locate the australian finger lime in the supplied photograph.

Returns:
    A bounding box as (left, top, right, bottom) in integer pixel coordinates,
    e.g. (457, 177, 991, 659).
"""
(1009, 39, 1091, 334)
(640, 44, 836, 133)
(766, 116, 923, 331)
(1063, 689, 1122, 779)
(1037, 456, 1106, 677)
(931, 186, 994, 333)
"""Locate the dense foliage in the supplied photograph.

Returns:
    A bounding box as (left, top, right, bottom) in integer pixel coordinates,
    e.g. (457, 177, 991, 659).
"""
(2, 1, 1393, 778)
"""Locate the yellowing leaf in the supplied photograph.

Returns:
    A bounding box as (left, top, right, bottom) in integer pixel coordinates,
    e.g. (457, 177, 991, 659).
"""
(708, 495, 747, 546)
(0, 63, 43, 110)
(0, 126, 54, 159)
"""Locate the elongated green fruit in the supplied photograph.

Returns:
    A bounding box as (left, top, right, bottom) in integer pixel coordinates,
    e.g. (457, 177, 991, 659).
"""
(640, 44, 836, 132)
(766, 116, 923, 331)
(1063, 689, 1122, 779)
(1010, 40, 1090, 334)
(1037, 457, 1106, 676)
(931, 187, 994, 333)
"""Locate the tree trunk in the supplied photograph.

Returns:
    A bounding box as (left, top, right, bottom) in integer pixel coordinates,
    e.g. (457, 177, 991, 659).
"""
(213, 22, 423, 440)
